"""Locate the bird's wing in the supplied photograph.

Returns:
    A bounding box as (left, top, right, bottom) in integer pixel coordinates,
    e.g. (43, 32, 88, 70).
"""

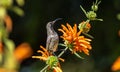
(46, 36, 52, 50)
(49, 36, 59, 52)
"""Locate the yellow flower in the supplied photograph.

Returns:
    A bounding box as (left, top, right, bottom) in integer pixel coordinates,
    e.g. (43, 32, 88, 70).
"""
(58, 23, 92, 55)
(111, 56, 120, 71)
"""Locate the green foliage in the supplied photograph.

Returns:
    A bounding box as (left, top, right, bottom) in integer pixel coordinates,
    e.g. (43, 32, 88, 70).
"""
(16, 0, 25, 6)
(0, 0, 13, 8)
(11, 6, 24, 16)
(0, 7, 6, 20)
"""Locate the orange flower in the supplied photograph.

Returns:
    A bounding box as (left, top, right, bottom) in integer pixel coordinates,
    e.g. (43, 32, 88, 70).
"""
(0, 68, 17, 72)
(111, 56, 120, 71)
(118, 30, 120, 37)
(32, 45, 64, 62)
(0, 42, 3, 53)
(32, 45, 50, 61)
(32, 46, 63, 72)
(58, 23, 92, 55)
(4, 15, 12, 32)
(53, 66, 62, 72)
(14, 43, 33, 62)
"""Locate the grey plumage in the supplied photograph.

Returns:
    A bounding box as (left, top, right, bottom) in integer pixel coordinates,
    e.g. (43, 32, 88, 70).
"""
(46, 18, 62, 54)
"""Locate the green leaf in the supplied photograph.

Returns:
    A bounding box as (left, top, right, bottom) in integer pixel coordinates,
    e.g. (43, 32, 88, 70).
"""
(96, 18, 103, 21)
(82, 32, 94, 39)
(11, 6, 24, 16)
(80, 5, 87, 17)
(74, 52, 84, 59)
(59, 43, 66, 47)
(4, 39, 15, 53)
(0, 0, 13, 8)
(16, 0, 25, 6)
(69, 48, 84, 59)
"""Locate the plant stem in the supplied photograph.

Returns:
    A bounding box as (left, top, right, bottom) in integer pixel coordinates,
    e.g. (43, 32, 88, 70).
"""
(40, 65, 49, 72)
(58, 47, 68, 57)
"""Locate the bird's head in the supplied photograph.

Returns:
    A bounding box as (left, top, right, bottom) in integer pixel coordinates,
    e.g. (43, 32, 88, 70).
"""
(46, 18, 62, 29)
(52, 18, 62, 25)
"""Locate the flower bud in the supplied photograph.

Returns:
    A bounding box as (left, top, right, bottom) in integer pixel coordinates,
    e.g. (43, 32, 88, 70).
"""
(91, 5, 98, 11)
(86, 11, 97, 20)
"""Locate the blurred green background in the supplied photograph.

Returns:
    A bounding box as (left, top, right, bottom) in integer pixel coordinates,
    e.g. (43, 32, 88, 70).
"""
(9, 0, 120, 72)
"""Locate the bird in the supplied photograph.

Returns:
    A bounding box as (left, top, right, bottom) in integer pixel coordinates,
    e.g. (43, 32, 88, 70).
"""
(46, 18, 62, 55)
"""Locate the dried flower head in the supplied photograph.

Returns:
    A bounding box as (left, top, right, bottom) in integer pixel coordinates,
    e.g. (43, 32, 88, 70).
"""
(78, 21, 91, 33)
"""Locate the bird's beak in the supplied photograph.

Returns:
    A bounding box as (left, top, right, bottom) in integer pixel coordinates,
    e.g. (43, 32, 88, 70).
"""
(52, 18, 62, 24)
